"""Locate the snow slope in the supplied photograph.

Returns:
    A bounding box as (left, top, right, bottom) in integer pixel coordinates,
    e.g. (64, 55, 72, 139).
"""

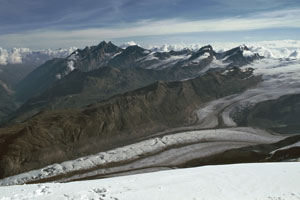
(1, 162, 300, 200)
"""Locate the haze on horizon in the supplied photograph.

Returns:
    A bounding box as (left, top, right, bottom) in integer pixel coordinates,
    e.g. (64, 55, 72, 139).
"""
(0, 0, 300, 49)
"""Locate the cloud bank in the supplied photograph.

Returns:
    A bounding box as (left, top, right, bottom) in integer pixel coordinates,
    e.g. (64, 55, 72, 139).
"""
(147, 40, 300, 60)
(0, 47, 77, 65)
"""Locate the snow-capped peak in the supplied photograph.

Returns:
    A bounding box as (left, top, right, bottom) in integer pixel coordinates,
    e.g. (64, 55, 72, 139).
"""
(239, 44, 248, 51)
(199, 45, 213, 52)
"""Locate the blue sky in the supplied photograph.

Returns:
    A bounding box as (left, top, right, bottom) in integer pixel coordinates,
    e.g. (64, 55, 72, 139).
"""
(0, 0, 300, 48)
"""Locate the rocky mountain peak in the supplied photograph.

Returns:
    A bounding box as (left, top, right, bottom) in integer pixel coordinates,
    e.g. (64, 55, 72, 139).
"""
(188, 45, 215, 61)
(124, 45, 149, 54)
(198, 45, 213, 52)
(218, 45, 262, 67)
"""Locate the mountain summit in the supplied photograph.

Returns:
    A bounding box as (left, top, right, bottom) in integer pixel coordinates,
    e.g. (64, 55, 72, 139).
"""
(218, 45, 263, 67)
(72, 41, 123, 71)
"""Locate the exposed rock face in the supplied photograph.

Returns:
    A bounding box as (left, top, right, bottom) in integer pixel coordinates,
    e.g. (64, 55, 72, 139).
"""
(234, 94, 300, 134)
(0, 82, 17, 121)
(217, 45, 263, 67)
(0, 68, 261, 178)
(15, 58, 66, 102)
(73, 41, 123, 71)
(108, 45, 150, 68)
(7, 67, 164, 124)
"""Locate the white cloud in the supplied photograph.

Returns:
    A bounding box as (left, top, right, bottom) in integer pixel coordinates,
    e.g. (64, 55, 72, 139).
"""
(0, 48, 24, 65)
(150, 43, 190, 52)
(67, 60, 75, 72)
(119, 41, 139, 49)
(0, 47, 77, 65)
(0, 48, 8, 65)
(7, 48, 23, 64)
(0, 9, 299, 48)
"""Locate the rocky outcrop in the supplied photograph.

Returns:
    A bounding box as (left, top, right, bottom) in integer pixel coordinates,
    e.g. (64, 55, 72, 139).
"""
(233, 93, 300, 134)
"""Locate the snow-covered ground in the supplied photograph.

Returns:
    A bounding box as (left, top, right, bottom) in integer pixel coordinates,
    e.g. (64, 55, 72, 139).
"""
(141, 53, 190, 69)
(1, 162, 300, 200)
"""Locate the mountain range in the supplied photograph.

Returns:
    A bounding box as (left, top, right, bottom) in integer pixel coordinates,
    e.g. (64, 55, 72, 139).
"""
(4, 41, 262, 124)
(0, 41, 299, 185)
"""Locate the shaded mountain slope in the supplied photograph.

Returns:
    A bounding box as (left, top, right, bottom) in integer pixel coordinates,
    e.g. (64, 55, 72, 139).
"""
(0, 68, 261, 178)
(0, 64, 37, 89)
(8, 67, 166, 124)
(234, 94, 300, 134)
(14, 42, 123, 103)
(0, 82, 17, 121)
(15, 58, 66, 102)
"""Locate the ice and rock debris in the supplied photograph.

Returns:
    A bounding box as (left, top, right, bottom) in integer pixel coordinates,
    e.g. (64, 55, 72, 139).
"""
(0, 127, 285, 186)
(0, 163, 300, 200)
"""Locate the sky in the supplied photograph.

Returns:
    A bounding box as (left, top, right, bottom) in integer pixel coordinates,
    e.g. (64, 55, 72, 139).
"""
(0, 0, 300, 49)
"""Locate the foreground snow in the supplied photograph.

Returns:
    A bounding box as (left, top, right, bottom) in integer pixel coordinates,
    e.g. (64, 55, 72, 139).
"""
(1, 162, 300, 200)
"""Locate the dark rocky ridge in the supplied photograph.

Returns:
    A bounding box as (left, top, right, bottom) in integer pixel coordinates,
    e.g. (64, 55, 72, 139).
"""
(0, 68, 261, 178)
(233, 93, 300, 134)
(217, 45, 263, 67)
(0, 82, 17, 122)
(73, 41, 123, 72)
(7, 67, 165, 124)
